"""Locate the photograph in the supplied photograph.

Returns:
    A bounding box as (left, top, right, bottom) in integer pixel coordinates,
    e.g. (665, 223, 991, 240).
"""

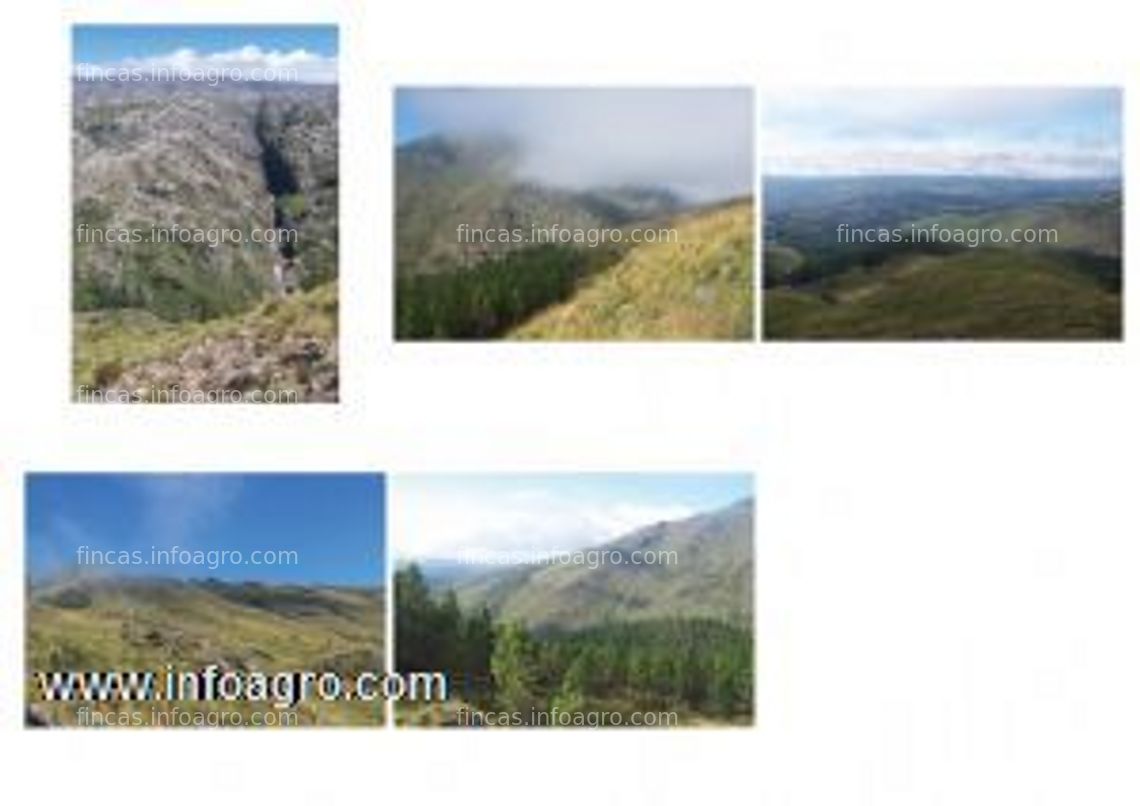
(762, 88, 1122, 340)
(25, 473, 385, 727)
(394, 87, 755, 341)
(390, 473, 754, 727)
(72, 25, 339, 402)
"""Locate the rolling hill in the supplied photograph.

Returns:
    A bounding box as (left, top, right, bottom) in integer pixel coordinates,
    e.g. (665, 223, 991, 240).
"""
(766, 249, 1121, 340)
(763, 176, 1122, 340)
(26, 576, 383, 726)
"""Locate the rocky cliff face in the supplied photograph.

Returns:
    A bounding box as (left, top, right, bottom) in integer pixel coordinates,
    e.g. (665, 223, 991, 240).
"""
(72, 81, 339, 401)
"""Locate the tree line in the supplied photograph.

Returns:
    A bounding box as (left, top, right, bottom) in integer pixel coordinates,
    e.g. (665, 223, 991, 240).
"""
(395, 564, 753, 724)
(395, 245, 595, 339)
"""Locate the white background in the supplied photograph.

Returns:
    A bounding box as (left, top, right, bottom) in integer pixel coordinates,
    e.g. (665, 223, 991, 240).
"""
(1, 0, 1138, 803)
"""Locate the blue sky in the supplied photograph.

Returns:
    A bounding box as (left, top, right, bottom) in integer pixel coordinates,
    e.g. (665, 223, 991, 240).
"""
(763, 88, 1122, 178)
(395, 92, 432, 144)
(390, 473, 753, 559)
(26, 474, 383, 585)
(74, 25, 337, 62)
(395, 88, 753, 201)
(73, 25, 337, 84)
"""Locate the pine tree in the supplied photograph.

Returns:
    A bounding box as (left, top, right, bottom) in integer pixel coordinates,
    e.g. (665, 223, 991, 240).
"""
(551, 653, 588, 717)
(492, 622, 541, 718)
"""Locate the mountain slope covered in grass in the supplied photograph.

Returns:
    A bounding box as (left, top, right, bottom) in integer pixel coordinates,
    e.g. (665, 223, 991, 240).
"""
(509, 201, 754, 340)
(27, 577, 383, 726)
(763, 176, 1121, 340)
(766, 248, 1120, 340)
(447, 497, 754, 632)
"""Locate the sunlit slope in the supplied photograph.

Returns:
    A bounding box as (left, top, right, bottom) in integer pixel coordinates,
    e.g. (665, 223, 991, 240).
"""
(27, 578, 383, 726)
(766, 250, 1121, 340)
(73, 282, 338, 401)
(509, 201, 754, 340)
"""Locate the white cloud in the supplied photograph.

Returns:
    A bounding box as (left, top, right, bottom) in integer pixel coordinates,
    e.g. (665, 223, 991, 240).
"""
(763, 88, 1121, 178)
(763, 133, 1121, 179)
(389, 481, 695, 560)
(75, 45, 337, 85)
(405, 88, 753, 202)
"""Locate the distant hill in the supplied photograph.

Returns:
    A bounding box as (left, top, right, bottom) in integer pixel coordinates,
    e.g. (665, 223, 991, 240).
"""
(442, 498, 753, 631)
(911, 194, 1122, 260)
(763, 175, 1119, 246)
(394, 135, 681, 276)
(26, 576, 382, 726)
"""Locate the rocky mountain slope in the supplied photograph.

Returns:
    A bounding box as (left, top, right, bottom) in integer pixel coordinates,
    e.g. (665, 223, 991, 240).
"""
(72, 81, 338, 399)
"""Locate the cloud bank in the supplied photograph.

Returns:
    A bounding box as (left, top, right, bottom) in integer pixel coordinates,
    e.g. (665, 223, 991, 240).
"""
(401, 88, 753, 202)
(763, 88, 1121, 178)
(75, 45, 337, 85)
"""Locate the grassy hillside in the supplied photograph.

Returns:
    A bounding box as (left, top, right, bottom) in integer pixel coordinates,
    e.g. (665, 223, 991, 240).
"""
(74, 281, 338, 402)
(451, 498, 754, 632)
(763, 177, 1122, 340)
(765, 249, 1121, 340)
(509, 201, 754, 341)
(26, 577, 383, 727)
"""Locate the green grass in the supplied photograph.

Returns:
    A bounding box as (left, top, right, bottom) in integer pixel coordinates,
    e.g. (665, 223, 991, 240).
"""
(73, 282, 337, 396)
(765, 249, 1121, 340)
(27, 579, 384, 727)
(73, 235, 270, 323)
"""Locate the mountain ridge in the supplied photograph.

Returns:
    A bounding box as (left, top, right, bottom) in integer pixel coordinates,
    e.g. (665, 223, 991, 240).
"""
(425, 497, 754, 631)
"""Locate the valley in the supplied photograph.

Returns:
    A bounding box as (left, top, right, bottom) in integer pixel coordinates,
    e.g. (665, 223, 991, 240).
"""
(72, 80, 339, 399)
